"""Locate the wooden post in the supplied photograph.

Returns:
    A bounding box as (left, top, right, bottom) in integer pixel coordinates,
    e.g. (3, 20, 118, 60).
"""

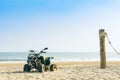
(99, 29, 106, 69)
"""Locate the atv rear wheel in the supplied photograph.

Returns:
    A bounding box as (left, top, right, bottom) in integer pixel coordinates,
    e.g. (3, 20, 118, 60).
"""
(23, 64, 30, 72)
(38, 64, 45, 72)
(50, 64, 57, 71)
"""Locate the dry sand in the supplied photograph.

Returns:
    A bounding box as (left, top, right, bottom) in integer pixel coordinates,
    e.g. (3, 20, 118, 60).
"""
(0, 61, 120, 80)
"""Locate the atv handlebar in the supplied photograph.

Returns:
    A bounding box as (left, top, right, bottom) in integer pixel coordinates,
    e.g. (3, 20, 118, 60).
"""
(39, 47, 48, 54)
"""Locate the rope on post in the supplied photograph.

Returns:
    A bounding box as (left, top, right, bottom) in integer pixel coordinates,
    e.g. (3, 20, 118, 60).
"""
(105, 33, 120, 55)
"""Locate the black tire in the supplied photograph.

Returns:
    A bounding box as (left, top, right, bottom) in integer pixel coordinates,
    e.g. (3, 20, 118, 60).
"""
(23, 64, 30, 72)
(38, 64, 45, 72)
(50, 64, 57, 71)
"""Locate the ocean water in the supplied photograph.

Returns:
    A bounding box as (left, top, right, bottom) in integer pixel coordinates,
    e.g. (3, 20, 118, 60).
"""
(0, 52, 120, 62)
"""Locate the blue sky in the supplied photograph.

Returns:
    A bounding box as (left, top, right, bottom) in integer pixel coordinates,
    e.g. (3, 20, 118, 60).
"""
(0, 0, 120, 52)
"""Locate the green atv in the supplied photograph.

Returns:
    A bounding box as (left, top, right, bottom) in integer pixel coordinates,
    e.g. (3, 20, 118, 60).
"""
(23, 47, 57, 72)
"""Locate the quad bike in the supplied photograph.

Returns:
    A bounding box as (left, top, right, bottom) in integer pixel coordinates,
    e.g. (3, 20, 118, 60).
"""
(23, 47, 57, 72)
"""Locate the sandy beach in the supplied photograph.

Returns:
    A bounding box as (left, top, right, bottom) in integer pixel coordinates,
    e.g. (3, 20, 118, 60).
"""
(0, 61, 120, 80)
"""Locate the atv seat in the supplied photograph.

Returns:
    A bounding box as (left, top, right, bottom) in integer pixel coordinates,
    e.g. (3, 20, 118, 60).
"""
(38, 56, 50, 65)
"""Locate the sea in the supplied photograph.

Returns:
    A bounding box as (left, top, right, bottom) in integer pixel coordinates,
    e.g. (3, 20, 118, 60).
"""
(0, 52, 120, 62)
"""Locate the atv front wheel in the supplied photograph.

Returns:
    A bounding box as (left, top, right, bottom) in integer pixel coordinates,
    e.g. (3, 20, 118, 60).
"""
(38, 64, 45, 72)
(23, 64, 30, 72)
(50, 64, 57, 71)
